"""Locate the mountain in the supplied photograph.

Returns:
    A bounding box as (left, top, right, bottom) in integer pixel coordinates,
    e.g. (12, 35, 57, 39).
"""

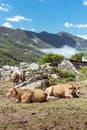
(0, 27, 52, 67)
(36, 31, 87, 50)
(0, 27, 87, 66)
(24, 30, 87, 50)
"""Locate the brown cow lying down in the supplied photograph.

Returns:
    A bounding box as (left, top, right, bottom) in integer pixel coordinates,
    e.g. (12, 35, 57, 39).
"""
(44, 82, 80, 99)
(6, 87, 47, 103)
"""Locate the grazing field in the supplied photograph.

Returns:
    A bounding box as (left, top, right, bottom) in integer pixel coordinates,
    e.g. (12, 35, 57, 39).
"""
(0, 81, 87, 130)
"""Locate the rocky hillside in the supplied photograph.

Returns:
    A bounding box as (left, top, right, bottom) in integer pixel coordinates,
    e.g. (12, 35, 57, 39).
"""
(0, 27, 87, 66)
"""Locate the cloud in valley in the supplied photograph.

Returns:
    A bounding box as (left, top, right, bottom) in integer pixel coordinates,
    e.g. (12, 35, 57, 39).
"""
(40, 45, 79, 58)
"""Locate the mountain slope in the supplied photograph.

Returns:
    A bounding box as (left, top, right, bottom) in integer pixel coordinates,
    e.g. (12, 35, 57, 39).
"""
(0, 27, 87, 66)
(0, 36, 43, 66)
(0, 27, 53, 66)
(36, 31, 87, 50)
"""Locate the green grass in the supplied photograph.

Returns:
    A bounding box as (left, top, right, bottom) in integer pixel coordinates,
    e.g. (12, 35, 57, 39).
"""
(0, 98, 87, 130)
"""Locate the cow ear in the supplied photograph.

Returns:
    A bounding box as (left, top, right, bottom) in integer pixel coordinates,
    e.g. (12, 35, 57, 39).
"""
(70, 84, 74, 87)
(69, 87, 72, 89)
(69, 84, 73, 89)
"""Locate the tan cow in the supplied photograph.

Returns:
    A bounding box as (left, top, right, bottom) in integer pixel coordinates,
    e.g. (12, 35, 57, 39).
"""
(11, 70, 25, 85)
(69, 81, 80, 95)
(6, 87, 47, 103)
(45, 82, 80, 99)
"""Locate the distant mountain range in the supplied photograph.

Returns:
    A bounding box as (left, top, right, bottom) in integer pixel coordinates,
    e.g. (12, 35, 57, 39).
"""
(0, 27, 87, 66)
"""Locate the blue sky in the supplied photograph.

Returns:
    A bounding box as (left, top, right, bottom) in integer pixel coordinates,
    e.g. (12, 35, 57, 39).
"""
(1, 0, 87, 38)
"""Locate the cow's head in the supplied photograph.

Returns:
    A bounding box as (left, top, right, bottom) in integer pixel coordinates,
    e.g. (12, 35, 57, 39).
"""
(69, 82, 80, 97)
(6, 87, 17, 97)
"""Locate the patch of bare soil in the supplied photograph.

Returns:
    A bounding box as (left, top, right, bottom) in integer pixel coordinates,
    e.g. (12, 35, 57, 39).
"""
(0, 80, 87, 130)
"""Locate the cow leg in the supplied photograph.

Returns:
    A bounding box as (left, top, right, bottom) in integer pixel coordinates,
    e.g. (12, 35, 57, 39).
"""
(47, 95, 58, 101)
(65, 92, 73, 98)
(21, 93, 32, 103)
(48, 88, 53, 96)
(45, 87, 54, 100)
(15, 98, 21, 103)
(21, 99, 30, 103)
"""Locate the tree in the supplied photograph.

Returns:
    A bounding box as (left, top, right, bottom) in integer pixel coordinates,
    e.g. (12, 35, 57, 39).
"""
(70, 52, 85, 61)
(39, 53, 64, 64)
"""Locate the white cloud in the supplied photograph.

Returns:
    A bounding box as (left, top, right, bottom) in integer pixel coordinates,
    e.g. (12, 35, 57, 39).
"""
(64, 22, 73, 28)
(30, 28, 35, 32)
(0, 6, 9, 12)
(0, 3, 12, 12)
(1, 3, 12, 9)
(83, 0, 87, 6)
(6, 15, 32, 22)
(2, 22, 13, 28)
(64, 22, 87, 28)
(20, 27, 25, 30)
(77, 34, 87, 39)
(39, 45, 78, 58)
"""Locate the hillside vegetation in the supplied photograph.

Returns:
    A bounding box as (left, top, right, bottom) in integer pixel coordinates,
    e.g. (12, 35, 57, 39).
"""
(1, 27, 87, 66)
(0, 36, 44, 66)
(0, 28, 46, 66)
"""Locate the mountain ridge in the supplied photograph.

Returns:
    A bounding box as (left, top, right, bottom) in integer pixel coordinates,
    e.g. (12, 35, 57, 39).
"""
(0, 26, 87, 66)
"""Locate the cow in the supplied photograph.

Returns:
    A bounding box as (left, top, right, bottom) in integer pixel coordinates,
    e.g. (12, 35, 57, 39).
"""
(69, 81, 80, 95)
(6, 87, 47, 103)
(44, 82, 80, 99)
(11, 70, 25, 85)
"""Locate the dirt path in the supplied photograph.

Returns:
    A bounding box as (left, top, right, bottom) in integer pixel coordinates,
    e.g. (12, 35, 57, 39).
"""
(0, 81, 87, 130)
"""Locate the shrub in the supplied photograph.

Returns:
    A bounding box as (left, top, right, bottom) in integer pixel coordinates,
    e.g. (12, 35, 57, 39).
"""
(39, 53, 64, 64)
(79, 66, 87, 80)
(50, 68, 76, 83)
(49, 76, 61, 85)
(52, 68, 75, 79)
(70, 52, 85, 61)
(79, 66, 87, 74)
(65, 77, 75, 82)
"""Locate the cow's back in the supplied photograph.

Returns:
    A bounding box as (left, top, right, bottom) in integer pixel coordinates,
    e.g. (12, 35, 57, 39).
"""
(52, 85, 65, 97)
(31, 89, 47, 102)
